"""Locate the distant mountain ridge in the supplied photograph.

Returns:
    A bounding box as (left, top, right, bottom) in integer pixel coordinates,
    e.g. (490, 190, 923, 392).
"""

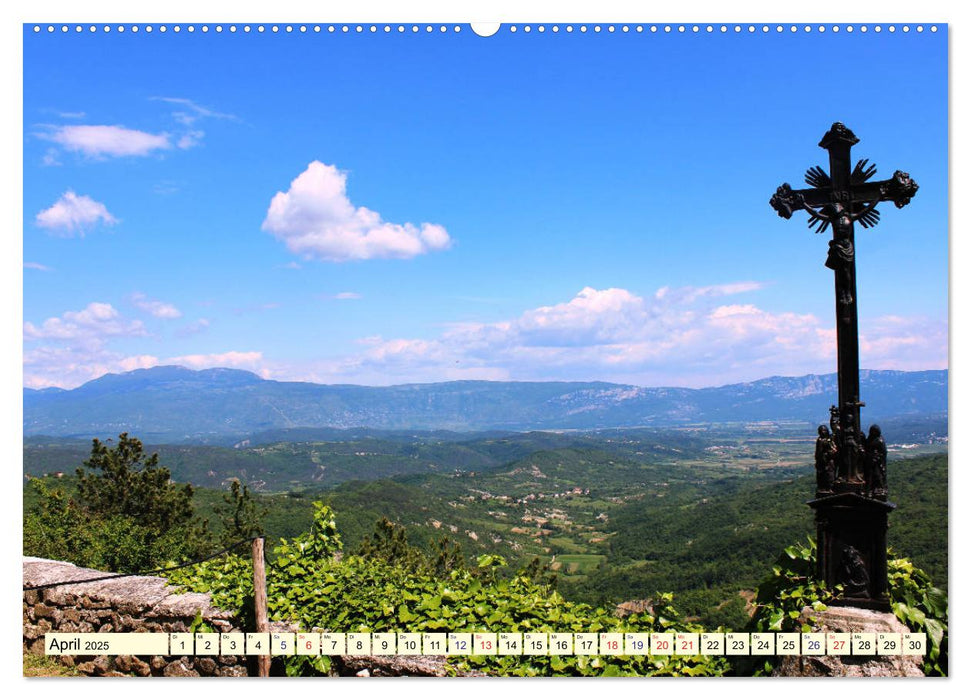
(23, 366, 948, 441)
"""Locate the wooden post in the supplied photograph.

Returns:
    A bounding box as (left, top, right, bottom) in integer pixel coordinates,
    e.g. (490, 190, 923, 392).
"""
(252, 536, 270, 677)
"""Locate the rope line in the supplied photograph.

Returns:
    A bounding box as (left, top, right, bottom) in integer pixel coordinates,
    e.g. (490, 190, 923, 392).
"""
(23, 536, 260, 592)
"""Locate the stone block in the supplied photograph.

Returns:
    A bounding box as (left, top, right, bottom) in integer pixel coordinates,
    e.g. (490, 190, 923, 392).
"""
(772, 605, 924, 677)
(163, 659, 200, 677)
(215, 665, 248, 677)
(34, 602, 55, 618)
(115, 655, 152, 676)
(195, 657, 217, 675)
(92, 656, 112, 675)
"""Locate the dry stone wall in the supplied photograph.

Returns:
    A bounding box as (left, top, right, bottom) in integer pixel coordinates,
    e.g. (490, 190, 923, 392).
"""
(23, 556, 250, 677)
(23, 557, 453, 677)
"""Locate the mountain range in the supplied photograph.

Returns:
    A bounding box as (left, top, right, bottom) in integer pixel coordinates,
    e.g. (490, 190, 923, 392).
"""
(22, 366, 947, 441)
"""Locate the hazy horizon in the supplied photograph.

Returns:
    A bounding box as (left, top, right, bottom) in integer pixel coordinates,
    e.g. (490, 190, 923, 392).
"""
(22, 362, 949, 393)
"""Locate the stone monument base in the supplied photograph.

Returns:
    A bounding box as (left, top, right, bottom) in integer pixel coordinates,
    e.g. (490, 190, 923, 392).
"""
(772, 605, 923, 677)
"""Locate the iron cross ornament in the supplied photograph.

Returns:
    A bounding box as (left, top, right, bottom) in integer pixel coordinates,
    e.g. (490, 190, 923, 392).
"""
(770, 122, 917, 491)
(771, 122, 918, 610)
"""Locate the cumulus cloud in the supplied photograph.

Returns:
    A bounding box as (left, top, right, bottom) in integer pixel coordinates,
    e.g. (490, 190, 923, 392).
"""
(167, 351, 265, 372)
(23, 303, 153, 388)
(35, 191, 118, 235)
(24, 302, 145, 343)
(22, 284, 946, 391)
(262, 161, 452, 262)
(40, 124, 171, 158)
(334, 292, 362, 300)
(23, 346, 267, 389)
(655, 281, 765, 304)
(23, 301, 262, 387)
(118, 355, 161, 372)
(23, 345, 131, 389)
(310, 283, 946, 387)
(131, 292, 182, 319)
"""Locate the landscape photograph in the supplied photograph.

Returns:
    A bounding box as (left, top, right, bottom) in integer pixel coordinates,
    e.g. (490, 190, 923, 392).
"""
(21, 19, 947, 679)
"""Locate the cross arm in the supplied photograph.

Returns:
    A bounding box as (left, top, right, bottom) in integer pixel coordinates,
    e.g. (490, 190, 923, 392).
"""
(770, 170, 918, 220)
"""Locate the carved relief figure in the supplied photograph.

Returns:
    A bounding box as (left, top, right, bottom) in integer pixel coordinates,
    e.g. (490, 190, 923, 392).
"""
(841, 413, 866, 484)
(825, 214, 856, 311)
(838, 544, 870, 597)
(865, 424, 888, 500)
(814, 425, 837, 494)
(829, 405, 841, 441)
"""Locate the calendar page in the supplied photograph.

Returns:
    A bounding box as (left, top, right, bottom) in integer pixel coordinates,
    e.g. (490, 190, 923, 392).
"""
(19, 0, 949, 681)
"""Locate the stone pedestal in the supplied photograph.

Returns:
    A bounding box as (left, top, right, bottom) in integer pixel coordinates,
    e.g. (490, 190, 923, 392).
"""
(772, 606, 923, 677)
(809, 492, 895, 610)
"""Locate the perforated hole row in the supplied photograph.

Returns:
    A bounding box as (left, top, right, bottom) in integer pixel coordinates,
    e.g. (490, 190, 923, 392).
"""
(30, 24, 939, 35)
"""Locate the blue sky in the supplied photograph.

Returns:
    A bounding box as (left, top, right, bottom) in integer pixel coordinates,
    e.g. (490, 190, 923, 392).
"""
(22, 23, 948, 389)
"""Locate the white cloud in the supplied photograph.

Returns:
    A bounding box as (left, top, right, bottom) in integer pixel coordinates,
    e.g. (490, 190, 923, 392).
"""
(41, 149, 61, 166)
(150, 97, 237, 149)
(655, 281, 765, 304)
(24, 262, 51, 272)
(131, 292, 182, 319)
(21, 284, 947, 391)
(334, 292, 362, 300)
(150, 97, 237, 125)
(41, 124, 171, 158)
(167, 351, 264, 372)
(23, 300, 261, 388)
(23, 346, 266, 389)
(307, 284, 946, 387)
(35, 191, 117, 235)
(118, 355, 161, 372)
(24, 302, 145, 343)
(262, 161, 452, 262)
(177, 130, 205, 149)
(23, 345, 127, 389)
(23, 303, 153, 388)
(516, 287, 648, 346)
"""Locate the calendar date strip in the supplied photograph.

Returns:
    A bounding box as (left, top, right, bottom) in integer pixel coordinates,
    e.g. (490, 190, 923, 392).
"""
(44, 631, 926, 657)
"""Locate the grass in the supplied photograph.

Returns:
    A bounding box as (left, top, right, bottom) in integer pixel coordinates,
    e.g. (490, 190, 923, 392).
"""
(552, 554, 606, 575)
(22, 652, 83, 677)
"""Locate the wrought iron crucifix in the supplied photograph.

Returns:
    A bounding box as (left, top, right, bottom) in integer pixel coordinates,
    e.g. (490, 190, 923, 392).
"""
(770, 122, 918, 486)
